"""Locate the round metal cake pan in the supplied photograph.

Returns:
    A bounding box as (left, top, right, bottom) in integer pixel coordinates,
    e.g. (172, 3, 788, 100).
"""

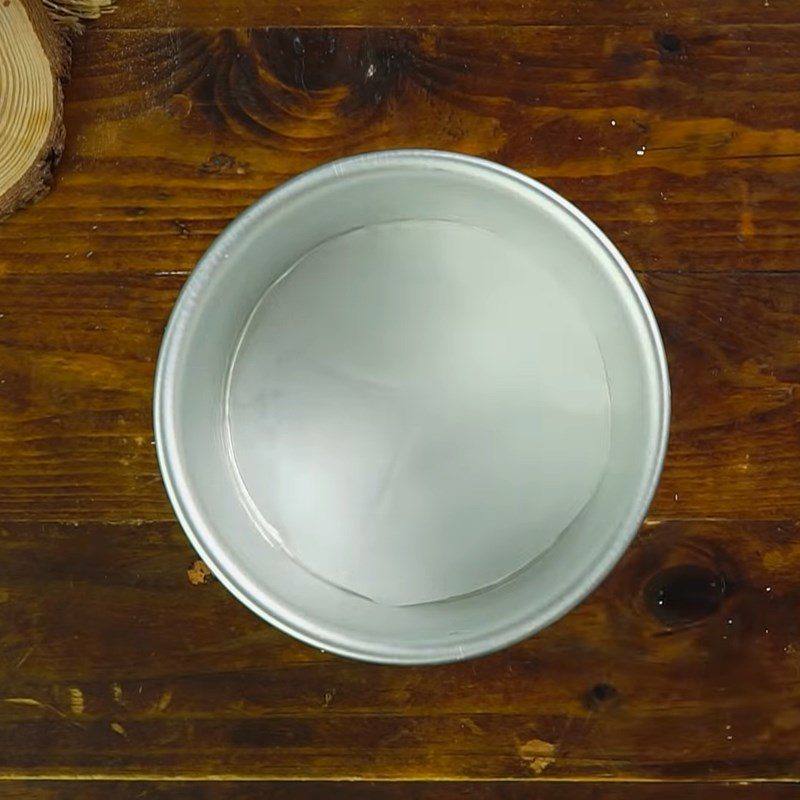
(154, 149, 670, 664)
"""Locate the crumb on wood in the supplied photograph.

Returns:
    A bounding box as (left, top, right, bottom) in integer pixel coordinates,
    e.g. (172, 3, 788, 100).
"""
(518, 737, 556, 774)
(187, 559, 213, 585)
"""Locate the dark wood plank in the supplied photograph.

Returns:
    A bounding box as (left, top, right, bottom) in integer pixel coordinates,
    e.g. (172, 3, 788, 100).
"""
(0, 782, 797, 799)
(1, 271, 798, 521)
(0, 517, 799, 778)
(105, 0, 800, 29)
(3, 25, 800, 274)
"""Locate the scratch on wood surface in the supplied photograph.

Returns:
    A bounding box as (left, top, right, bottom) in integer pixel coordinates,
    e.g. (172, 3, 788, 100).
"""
(4, 698, 45, 708)
(459, 717, 484, 735)
(14, 646, 34, 670)
(518, 737, 556, 774)
(153, 689, 172, 713)
(3, 697, 81, 727)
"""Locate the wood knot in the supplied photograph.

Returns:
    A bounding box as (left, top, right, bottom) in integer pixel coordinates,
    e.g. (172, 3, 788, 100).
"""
(198, 152, 249, 176)
(654, 31, 686, 59)
(644, 564, 726, 627)
(583, 682, 620, 710)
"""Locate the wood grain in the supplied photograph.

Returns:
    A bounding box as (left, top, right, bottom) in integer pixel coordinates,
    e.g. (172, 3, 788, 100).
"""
(3, 0, 800, 788)
(1, 517, 799, 778)
(104, 0, 800, 29)
(1, 783, 799, 799)
(3, 25, 800, 273)
(1, 271, 798, 521)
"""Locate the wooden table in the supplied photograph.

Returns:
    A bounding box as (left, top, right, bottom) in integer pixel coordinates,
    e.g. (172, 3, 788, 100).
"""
(2, 0, 800, 796)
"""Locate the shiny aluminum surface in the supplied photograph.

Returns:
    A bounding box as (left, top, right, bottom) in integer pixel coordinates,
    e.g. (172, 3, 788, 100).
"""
(154, 150, 670, 664)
